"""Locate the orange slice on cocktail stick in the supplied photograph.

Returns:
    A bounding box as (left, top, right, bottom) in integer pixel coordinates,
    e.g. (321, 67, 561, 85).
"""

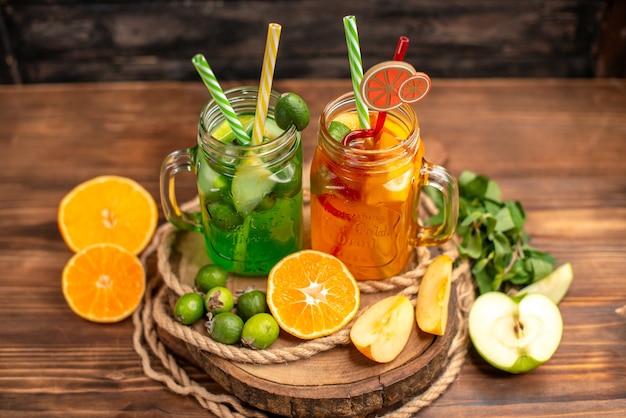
(360, 61, 417, 112)
(399, 72, 431, 103)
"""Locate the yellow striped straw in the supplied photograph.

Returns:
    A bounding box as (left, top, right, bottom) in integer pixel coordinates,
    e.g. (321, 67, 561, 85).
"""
(252, 23, 282, 146)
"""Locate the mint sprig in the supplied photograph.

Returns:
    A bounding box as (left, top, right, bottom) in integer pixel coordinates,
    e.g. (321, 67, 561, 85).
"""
(425, 170, 555, 294)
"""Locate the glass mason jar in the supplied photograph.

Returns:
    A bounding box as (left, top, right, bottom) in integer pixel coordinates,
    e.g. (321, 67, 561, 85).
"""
(161, 87, 303, 275)
(310, 92, 458, 280)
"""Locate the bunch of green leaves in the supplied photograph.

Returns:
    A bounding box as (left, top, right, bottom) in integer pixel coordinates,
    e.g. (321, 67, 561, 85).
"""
(425, 171, 555, 295)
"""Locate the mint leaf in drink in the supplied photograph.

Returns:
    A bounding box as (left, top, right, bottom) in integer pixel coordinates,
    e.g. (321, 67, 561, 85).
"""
(329, 121, 351, 141)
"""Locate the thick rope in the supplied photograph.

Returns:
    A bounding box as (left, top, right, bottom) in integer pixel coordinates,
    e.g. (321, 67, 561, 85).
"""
(133, 195, 476, 417)
(136, 225, 268, 418)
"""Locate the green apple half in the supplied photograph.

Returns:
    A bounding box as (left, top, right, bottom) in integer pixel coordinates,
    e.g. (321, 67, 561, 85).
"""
(468, 291, 563, 374)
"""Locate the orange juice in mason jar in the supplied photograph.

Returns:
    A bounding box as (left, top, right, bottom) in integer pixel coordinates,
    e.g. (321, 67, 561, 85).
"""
(310, 92, 458, 280)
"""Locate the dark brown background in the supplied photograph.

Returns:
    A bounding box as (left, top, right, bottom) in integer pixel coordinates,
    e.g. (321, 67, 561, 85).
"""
(1, 0, 625, 84)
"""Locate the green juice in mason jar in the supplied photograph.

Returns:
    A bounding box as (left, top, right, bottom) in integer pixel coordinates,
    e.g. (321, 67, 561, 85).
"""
(161, 87, 304, 276)
(198, 113, 303, 274)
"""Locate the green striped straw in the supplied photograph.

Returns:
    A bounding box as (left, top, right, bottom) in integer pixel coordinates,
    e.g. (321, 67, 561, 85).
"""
(192, 54, 251, 145)
(343, 15, 370, 130)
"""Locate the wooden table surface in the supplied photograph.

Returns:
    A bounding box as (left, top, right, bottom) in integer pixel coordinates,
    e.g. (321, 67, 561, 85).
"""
(1, 79, 625, 417)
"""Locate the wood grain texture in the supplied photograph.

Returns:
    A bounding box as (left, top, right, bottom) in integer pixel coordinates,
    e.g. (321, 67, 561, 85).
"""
(0, 79, 625, 417)
(0, 0, 613, 84)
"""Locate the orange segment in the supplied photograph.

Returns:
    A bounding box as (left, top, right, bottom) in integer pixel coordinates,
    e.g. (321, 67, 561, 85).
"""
(361, 116, 422, 205)
(58, 175, 158, 255)
(62, 243, 146, 323)
(266, 250, 360, 339)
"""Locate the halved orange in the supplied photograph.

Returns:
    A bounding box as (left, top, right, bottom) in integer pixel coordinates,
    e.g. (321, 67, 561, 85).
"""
(62, 243, 146, 323)
(58, 175, 158, 255)
(266, 250, 360, 339)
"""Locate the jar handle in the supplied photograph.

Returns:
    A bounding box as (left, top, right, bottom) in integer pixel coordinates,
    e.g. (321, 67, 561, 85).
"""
(417, 160, 459, 245)
(159, 147, 203, 232)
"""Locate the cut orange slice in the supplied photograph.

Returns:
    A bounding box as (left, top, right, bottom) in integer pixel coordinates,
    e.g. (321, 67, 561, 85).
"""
(58, 175, 158, 255)
(399, 72, 431, 103)
(266, 250, 360, 339)
(62, 243, 146, 323)
(360, 61, 416, 112)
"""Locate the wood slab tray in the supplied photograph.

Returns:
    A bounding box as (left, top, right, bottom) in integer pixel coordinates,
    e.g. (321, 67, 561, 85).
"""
(157, 230, 458, 418)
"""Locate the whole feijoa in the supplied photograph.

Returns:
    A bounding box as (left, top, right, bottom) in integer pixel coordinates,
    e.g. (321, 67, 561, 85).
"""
(207, 312, 244, 345)
(241, 313, 280, 349)
(274, 92, 310, 131)
(204, 286, 235, 314)
(174, 292, 205, 325)
(237, 289, 268, 321)
(195, 264, 229, 293)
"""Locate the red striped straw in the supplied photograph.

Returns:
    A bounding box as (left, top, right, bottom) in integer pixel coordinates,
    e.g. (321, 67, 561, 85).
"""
(341, 36, 410, 146)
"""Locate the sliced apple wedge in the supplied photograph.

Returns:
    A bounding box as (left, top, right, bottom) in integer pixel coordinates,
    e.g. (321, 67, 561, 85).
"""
(350, 295, 415, 363)
(469, 291, 563, 374)
(513, 262, 573, 304)
(415, 254, 453, 336)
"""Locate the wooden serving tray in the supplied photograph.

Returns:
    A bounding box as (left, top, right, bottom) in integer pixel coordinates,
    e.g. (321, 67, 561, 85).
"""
(157, 230, 458, 418)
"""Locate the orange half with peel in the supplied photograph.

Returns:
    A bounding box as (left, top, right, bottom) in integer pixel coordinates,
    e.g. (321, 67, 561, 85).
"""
(58, 175, 158, 255)
(266, 250, 360, 339)
(62, 243, 146, 323)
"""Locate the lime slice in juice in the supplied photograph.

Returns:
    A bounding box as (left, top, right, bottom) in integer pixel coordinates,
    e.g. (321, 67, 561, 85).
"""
(231, 159, 275, 216)
(212, 114, 255, 144)
(263, 117, 285, 141)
